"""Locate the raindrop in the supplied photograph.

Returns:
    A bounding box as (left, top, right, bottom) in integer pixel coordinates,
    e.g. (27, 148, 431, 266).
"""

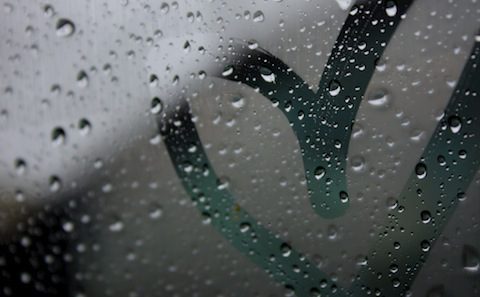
(149, 207, 163, 220)
(328, 80, 341, 96)
(339, 191, 349, 203)
(448, 116, 462, 134)
(51, 127, 66, 145)
(239, 222, 251, 233)
(151, 97, 163, 114)
(78, 118, 91, 135)
(253, 10, 264, 22)
(420, 210, 431, 224)
(77, 70, 89, 87)
(314, 166, 325, 180)
(247, 39, 258, 50)
(462, 245, 479, 273)
(109, 221, 124, 232)
(260, 67, 276, 83)
(421, 240, 431, 252)
(160, 2, 170, 14)
(350, 155, 365, 172)
(415, 162, 427, 179)
(222, 65, 234, 77)
(49, 175, 62, 192)
(367, 89, 390, 107)
(280, 243, 292, 257)
(56, 19, 75, 37)
(385, 1, 397, 17)
(231, 96, 245, 109)
(14, 158, 26, 175)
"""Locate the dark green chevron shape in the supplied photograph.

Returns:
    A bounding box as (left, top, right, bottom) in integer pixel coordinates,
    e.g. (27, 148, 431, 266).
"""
(216, 0, 414, 218)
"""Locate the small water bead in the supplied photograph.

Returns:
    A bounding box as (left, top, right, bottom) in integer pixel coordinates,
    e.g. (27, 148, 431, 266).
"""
(49, 175, 62, 192)
(160, 2, 170, 14)
(231, 96, 245, 109)
(109, 221, 124, 232)
(280, 243, 292, 257)
(314, 166, 325, 180)
(420, 210, 431, 224)
(421, 240, 431, 252)
(339, 191, 349, 203)
(448, 115, 462, 133)
(149, 74, 159, 87)
(328, 80, 341, 96)
(150, 97, 163, 114)
(415, 162, 427, 179)
(77, 70, 89, 87)
(222, 65, 234, 77)
(247, 39, 258, 50)
(239, 222, 251, 233)
(78, 118, 91, 135)
(56, 19, 75, 37)
(462, 245, 479, 273)
(385, 1, 398, 17)
(367, 89, 390, 107)
(259, 67, 276, 83)
(350, 155, 365, 172)
(51, 127, 66, 145)
(14, 158, 26, 175)
(253, 10, 264, 22)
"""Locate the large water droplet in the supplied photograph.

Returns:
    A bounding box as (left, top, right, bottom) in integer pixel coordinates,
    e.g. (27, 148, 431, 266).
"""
(231, 96, 245, 109)
(253, 10, 264, 22)
(385, 1, 397, 17)
(280, 243, 292, 257)
(415, 162, 427, 179)
(420, 210, 431, 224)
(314, 166, 325, 180)
(151, 97, 163, 114)
(260, 67, 276, 83)
(368, 89, 390, 107)
(448, 115, 462, 134)
(56, 19, 75, 37)
(462, 245, 479, 273)
(222, 65, 234, 77)
(328, 80, 341, 96)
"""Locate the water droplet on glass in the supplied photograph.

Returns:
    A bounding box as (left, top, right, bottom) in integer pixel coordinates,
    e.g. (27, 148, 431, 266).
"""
(462, 245, 479, 273)
(350, 155, 365, 172)
(280, 243, 292, 257)
(49, 175, 62, 192)
(151, 97, 163, 114)
(314, 166, 325, 180)
(109, 221, 124, 232)
(239, 222, 251, 233)
(415, 162, 427, 179)
(260, 67, 276, 83)
(420, 210, 431, 224)
(231, 96, 245, 109)
(385, 1, 397, 17)
(78, 118, 91, 135)
(328, 80, 341, 96)
(253, 11, 264, 22)
(51, 127, 66, 145)
(335, 0, 352, 11)
(448, 115, 462, 133)
(339, 191, 349, 203)
(56, 19, 75, 37)
(77, 70, 89, 87)
(14, 158, 26, 175)
(368, 89, 390, 107)
(222, 65, 234, 77)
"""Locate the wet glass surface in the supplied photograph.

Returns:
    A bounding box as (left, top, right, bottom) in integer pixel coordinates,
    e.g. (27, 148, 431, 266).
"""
(0, 1, 479, 296)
